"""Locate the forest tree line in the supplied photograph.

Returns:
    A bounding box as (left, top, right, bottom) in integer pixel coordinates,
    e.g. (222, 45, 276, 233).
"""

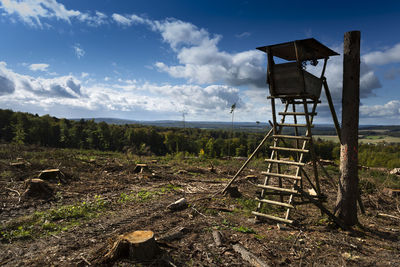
(0, 109, 399, 168)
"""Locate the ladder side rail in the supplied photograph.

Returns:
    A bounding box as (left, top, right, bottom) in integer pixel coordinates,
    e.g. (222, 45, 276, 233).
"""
(292, 103, 303, 194)
(270, 98, 284, 202)
(303, 99, 321, 195)
(257, 102, 289, 211)
(285, 99, 319, 220)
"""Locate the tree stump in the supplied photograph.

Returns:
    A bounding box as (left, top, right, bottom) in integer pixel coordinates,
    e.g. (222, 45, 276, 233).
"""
(167, 198, 188, 211)
(104, 230, 160, 262)
(224, 186, 241, 198)
(22, 178, 54, 199)
(38, 169, 66, 183)
(390, 168, 400, 175)
(133, 164, 150, 173)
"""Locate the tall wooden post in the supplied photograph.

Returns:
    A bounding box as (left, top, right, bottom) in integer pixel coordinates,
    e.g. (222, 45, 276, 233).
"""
(335, 31, 360, 226)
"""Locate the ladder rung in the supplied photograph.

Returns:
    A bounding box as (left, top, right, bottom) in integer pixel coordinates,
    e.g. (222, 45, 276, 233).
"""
(256, 184, 299, 194)
(279, 112, 317, 116)
(269, 146, 309, 153)
(273, 135, 311, 140)
(261, 172, 301, 180)
(252, 211, 293, 224)
(277, 123, 313, 128)
(265, 159, 305, 166)
(256, 198, 294, 209)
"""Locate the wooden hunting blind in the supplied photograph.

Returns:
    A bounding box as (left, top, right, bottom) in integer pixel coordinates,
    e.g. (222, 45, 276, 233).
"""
(222, 38, 341, 225)
(257, 38, 339, 99)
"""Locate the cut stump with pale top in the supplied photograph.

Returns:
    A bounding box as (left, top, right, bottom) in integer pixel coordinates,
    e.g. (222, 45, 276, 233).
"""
(22, 178, 54, 199)
(133, 164, 150, 174)
(104, 230, 160, 262)
(38, 169, 66, 183)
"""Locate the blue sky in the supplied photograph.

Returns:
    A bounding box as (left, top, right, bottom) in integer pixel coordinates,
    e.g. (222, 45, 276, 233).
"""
(0, 0, 399, 124)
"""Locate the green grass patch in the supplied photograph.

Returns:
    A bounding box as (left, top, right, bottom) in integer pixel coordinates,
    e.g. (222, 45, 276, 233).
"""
(0, 170, 14, 180)
(364, 135, 384, 140)
(235, 196, 283, 216)
(1, 195, 107, 242)
(232, 225, 256, 234)
(218, 219, 257, 234)
(119, 190, 156, 203)
(119, 184, 182, 203)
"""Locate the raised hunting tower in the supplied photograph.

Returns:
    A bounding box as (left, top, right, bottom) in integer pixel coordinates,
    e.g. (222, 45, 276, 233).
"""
(249, 38, 339, 224)
(257, 38, 338, 99)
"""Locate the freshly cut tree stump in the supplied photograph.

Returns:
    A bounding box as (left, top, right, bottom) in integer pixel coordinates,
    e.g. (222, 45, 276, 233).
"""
(22, 178, 53, 199)
(167, 198, 188, 211)
(38, 169, 66, 183)
(104, 230, 160, 262)
(133, 164, 150, 173)
(390, 168, 400, 175)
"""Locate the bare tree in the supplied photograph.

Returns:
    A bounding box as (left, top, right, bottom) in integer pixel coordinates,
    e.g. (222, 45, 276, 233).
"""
(335, 31, 361, 226)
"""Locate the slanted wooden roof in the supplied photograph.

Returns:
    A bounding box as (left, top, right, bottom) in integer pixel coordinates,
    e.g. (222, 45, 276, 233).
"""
(257, 38, 339, 61)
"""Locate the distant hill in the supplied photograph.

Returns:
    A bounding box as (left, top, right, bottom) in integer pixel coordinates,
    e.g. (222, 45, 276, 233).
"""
(72, 118, 271, 132)
(71, 117, 400, 136)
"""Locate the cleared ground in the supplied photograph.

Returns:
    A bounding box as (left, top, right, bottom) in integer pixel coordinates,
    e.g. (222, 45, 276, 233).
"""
(1, 144, 399, 266)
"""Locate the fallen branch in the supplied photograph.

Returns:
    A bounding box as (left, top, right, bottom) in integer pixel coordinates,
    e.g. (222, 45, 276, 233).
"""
(290, 230, 303, 250)
(212, 230, 223, 247)
(191, 206, 207, 218)
(5, 187, 21, 202)
(80, 256, 91, 266)
(157, 227, 189, 242)
(207, 206, 234, 213)
(377, 213, 400, 221)
(232, 244, 269, 267)
(50, 233, 60, 239)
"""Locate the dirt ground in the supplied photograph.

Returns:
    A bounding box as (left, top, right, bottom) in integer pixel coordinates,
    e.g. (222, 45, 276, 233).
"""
(1, 144, 399, 266)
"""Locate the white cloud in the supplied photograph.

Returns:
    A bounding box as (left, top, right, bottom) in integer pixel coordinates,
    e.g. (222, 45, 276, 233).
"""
(0, 61, 81, 98)
(112, 13, 132, 26)
(360, 100, 400, 118)
(307, 49, 381, 102)
(111, 14, 266, 88)
(0, 62, 15, 95)
(73, 43, 85, 59)
(363, 43, 400, 65)
(0, 60, 396, 122)
(235, 32, 251, 38)
(111, 13, 150, 27)
(78, 10, 107, 26)
(110, 13, 389, 102)
(29, 63, 49, 72)
(0, 61, 243, 120)
(81, 72, 89, 78)
(0, 0, 78, 27)
(0, 0, 107, 27)
(152, 19, 213, 50)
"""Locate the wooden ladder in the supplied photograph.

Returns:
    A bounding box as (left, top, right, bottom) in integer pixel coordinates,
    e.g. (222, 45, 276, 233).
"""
(252, 97, 321, 224)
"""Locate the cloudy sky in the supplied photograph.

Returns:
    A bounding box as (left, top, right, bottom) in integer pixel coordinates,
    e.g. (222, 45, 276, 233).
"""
(0, 0, 399, 124)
